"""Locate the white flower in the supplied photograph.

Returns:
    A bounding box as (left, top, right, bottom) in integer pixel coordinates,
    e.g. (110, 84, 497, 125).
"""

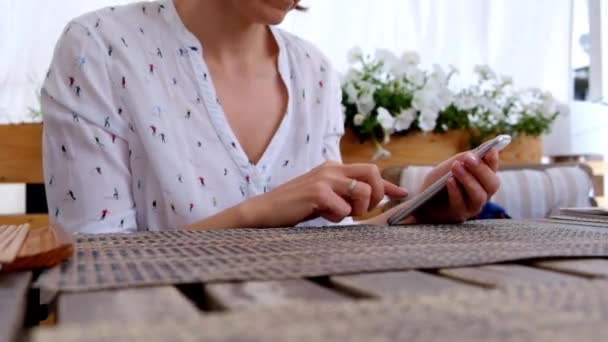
(347, 46, 363, 65)
(487, 103, 504, 122)
(343, 82, 358, 104)
(376, 107, 395, 132)
(394, 108, 417, 132)
(499, 75, 513, 86)
(342, 68, 360, 85)
(418, 108, 439, 132)
(353, 113, 367, 126)
(468, 112, 482, 125)
(430, 64, 448, 85)
(455, 94, 478, 111)
(473, 64, 496, 80)
(375, 49, 398, 72)
(358, 80, 377, 94)
(506, 108, 522, 125)
(540, 92, 558, 118)
(404, 67, 425, 88)
(356, 91, 376, 115)
(447, 64, 458, 78)
(401, 51, 421, 66)
(436, 87, 454, 110)
(412, 88, 441, 112)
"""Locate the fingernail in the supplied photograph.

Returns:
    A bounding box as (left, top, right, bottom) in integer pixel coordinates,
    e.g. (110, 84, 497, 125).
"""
(452, 161, 465, 176)
(465, 154, 479, 167)
(398, 189, 408, 197)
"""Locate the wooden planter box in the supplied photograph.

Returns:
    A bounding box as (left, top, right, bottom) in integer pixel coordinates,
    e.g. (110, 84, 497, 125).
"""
(341, 130, 542, 167)
(499, 135, 543, 165)
(340, 130, 470, 168)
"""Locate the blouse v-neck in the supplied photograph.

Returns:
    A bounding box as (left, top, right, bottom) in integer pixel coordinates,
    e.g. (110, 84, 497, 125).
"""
(162, 0, 293, 179)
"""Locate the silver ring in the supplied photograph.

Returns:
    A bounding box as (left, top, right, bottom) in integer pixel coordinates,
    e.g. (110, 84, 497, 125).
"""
(347, 179, 358, 198)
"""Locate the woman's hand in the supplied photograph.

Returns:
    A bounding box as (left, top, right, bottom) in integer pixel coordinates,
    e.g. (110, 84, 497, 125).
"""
(413, 149, 501, 223)
(239, 161, 408, 228)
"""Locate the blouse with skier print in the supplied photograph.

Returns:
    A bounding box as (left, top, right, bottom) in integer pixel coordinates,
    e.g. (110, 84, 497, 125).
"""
(42, 0, 348, 234)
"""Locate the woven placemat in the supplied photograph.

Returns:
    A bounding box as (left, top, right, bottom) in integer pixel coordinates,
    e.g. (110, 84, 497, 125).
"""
(32, 280, 608, 341)
(35, 219, 608, 292)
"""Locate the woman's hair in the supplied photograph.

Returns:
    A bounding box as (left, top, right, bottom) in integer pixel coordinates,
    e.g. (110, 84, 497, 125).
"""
(294, 1, 307, 11)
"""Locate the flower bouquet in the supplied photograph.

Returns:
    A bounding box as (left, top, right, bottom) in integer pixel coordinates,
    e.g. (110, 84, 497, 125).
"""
(341, 47, 561, 163)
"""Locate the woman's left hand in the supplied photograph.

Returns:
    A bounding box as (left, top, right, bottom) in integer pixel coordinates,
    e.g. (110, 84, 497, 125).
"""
(413, 148, 501, 223)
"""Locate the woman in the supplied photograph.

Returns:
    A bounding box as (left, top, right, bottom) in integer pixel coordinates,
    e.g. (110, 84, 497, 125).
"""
(42, 0, 500, 233)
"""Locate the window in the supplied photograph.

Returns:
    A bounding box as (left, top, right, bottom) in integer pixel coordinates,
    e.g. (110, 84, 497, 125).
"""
(572, 0, 590, 100)
(580, 0, 608, 103)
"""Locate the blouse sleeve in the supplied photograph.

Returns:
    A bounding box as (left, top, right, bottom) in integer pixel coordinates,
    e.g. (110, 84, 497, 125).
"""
(322, 70, 346, 163)
(42, 22, 136, 234)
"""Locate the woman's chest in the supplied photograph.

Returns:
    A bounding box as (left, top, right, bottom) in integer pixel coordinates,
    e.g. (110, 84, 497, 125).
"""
(212, 69, 288, 165)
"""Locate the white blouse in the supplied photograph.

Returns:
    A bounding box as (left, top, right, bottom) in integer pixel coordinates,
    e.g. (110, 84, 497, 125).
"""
(42, 0, 347, 234)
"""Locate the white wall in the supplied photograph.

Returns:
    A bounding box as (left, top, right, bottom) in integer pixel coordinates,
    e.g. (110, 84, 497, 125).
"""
(544, 101, 608, 157)
(0, 184, 26, 215)
(544, 100, 608, 199)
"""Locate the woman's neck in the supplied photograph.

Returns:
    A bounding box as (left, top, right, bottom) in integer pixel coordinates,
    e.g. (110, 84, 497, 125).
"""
(173, 0, 276, 68)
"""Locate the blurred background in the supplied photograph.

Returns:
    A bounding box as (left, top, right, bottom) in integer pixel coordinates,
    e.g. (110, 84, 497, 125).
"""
(0, 0, 606, 215)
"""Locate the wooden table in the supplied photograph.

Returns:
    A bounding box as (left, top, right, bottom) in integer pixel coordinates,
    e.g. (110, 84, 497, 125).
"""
(4, 220, 608, 341)
(1, 257, 607, 341)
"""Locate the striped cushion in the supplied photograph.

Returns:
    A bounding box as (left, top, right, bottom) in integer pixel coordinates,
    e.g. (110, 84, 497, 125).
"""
(398, 165, 593, 220)
(545, 166, 593, 209)
(399, 166, 434, 195)
(491, 170, 552, 219)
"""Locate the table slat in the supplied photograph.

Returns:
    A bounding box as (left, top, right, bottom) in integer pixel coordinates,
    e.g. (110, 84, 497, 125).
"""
(330, 271, 474, 298)
(59, 286, 201, 325)
(534, 258, 608, 278)
(0, 272, 32, 342)
(205, 279, 346, 310)
(439, 264, 583, 288)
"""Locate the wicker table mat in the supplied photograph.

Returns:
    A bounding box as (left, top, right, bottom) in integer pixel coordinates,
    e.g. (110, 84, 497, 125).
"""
(35, 219, 608, 292)
(32, 280, 608, 341)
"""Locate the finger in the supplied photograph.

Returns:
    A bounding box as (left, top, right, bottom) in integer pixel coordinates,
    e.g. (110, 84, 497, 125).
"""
(341, 164, 386, 209)
(462, 153, 501, 195)
(318, 188, 353, 223)
(323, 176, 371, 215)
(446, 177, 467, 223)
(383, 180, 408, 200)
(483, 149, 500, 172)
(452, 160, 488, 213)
(346, 180, 373, 217)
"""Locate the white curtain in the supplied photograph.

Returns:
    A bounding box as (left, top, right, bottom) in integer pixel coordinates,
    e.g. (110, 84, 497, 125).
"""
(0, 0, 574, 124)
(0, 0, 141, 214)
(0, 0, 141, 124)
(281, 0, 573, 101)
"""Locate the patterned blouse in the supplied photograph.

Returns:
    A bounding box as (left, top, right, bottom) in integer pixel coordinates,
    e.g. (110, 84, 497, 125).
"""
(42, 0, 346, 234)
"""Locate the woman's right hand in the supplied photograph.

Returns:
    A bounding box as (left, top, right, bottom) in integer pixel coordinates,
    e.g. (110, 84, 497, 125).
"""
(239, 161, 408, 228)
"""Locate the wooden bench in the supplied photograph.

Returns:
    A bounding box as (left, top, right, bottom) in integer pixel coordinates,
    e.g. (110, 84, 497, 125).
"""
(0, 124, 48, 228)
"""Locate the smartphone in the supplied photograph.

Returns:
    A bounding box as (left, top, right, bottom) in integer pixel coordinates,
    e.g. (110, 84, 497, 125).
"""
(386, 134, 512, 225)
